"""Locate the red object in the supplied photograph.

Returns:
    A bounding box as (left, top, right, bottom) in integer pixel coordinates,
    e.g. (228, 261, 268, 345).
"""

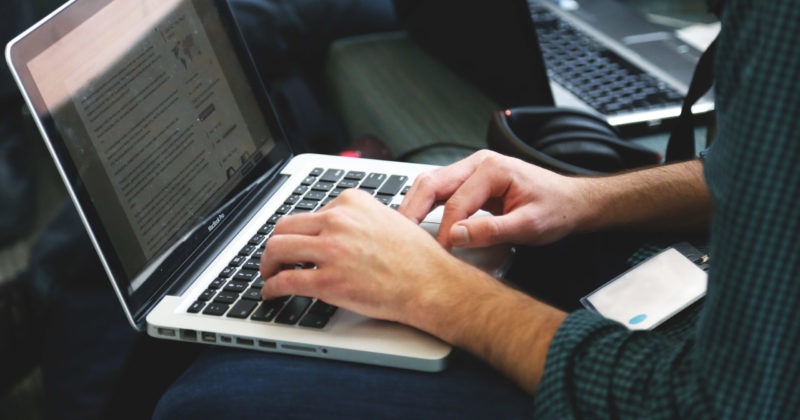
(339, 150, 362, 158)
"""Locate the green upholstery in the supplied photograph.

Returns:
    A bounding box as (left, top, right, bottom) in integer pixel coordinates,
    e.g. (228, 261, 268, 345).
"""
(325, 31, 499, 166)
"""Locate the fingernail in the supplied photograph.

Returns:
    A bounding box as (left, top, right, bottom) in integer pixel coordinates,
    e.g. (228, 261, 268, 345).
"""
(451, 224, 469, 246)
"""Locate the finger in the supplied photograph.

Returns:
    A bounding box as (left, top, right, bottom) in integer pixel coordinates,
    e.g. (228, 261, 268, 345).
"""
(261, 268, 322, 301)
(437, 162, 511, 247)
(272, 211, 325, 236)
(448, 211, 531, 248)
(259, 234, 329, 279)
(399, 151, 491, 223)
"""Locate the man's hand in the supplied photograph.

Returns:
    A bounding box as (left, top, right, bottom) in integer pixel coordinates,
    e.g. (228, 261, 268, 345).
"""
(259, 189, 481, 326)
(399, 150, 589, 248)
(400, 150, 712, 248)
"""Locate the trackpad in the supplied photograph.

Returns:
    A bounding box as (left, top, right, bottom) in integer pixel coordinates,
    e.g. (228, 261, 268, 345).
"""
(419, 220, 514, 278)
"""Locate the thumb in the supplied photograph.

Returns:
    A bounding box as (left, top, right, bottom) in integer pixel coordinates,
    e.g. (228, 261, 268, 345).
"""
(448, 217, 504, 248)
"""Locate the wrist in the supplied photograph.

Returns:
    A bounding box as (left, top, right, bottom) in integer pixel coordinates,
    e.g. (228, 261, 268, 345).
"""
(567, 176, 604, 234)
(404, 258, 503, 345)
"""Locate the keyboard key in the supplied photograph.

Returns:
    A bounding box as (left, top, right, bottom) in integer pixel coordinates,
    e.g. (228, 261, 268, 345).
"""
(243, 258, 260, 271)
(344, 171, 365, 180)
(376, 195, 393, 205)
(229, 255, 247, 267)
(234, 270, 259, 282)
(252, 277, 265, 288)
(337, 180, 359, 189)
(360, 173, 387, 189)
(224, 280, 250, 294)
(275, 204, 293, 215)
(209, 278, 226, 290)
(227, 300, 258, 319)
(377, 175, 408, 196)
(214, 291, 239, 304)
(257, 224, 274, 235)
(309, 168, 324, 177)
(239, 245, 256, 256)
(202, 302, 229, 316)
(319, 169, 345, 183)
(188, 301, 205, 313)
(249, 234, 267, 245)
(253, 247, 265, 259)
(301, 176, 316, 186)
(219, 266, 236, 278)
(299, 313, 331, 329)
(358, 187, 376, 195)
(275, 296, 313, 325)
(311, 182, 334, 192)
(303, 191, 326, 201)
(251, 302, 281, 322)
(329, 188, 344, 197)
(198, 289, 216, 301)
(293, 186, 308, 195)
(308, 300, 338, 317)
(284, 195, 300, 205)
(242, 287, 263, 301)
(295, 200, 318, 211)
(267, 214, 282, 225)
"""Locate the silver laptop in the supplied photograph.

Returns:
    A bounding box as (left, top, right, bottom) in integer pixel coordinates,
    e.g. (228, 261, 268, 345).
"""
(405, 0, 714, 135)
(7, 0, 509, 372)
(530, 0, 714, 133)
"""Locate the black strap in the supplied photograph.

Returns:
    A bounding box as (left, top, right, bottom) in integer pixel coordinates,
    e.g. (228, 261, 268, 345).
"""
(665, 38, 717, 162)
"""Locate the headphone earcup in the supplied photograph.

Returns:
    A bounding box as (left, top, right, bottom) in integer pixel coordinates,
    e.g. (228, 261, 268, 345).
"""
(487, 106, 661, 175)
(538, 140, 623, 172)
(534, 114, 619, 142)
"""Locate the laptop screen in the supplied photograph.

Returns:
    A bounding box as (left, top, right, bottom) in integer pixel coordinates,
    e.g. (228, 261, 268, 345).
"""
(8, 0, 291, 318)
(403, 0, 554, 108)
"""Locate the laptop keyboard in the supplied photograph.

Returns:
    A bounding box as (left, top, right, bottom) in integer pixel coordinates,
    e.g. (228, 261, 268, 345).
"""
(187, 167, 410, 329)
(528, 2, 684, 115)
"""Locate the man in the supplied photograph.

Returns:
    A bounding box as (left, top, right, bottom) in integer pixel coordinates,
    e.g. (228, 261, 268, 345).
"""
(154, 0, 800, 417)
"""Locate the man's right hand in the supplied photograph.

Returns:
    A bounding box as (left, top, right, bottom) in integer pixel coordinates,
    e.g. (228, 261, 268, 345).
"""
(399, 150, 591, 249)
(400, 150, 712, 249)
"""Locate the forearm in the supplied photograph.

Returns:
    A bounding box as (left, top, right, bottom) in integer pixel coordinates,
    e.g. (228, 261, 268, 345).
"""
(408, 261, 567, 395)
(573, 159, 711, 234)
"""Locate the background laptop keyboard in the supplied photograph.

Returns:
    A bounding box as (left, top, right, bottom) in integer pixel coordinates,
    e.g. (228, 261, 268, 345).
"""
(186, 168, 410, 329)
(528, 2, 685, 115)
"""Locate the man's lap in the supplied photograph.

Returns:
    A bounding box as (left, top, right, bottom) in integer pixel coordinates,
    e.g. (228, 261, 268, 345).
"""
(153, 347, 533, 419)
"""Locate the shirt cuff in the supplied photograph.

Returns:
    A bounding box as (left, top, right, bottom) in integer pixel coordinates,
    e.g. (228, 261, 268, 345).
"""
(533, 309, 626, 417)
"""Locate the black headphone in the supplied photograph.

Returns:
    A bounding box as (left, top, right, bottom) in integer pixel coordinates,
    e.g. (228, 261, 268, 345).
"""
(487, 106, 662, 175)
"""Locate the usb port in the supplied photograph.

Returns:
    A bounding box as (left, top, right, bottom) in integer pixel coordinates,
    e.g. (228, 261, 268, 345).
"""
(258, 340, 277, 349)
(157, 328, 176, 337)
(180, 329, 197, 341)
(220, 336, 232, 343)
(201, 332, 216, 343)
(236, 337, 255, 346)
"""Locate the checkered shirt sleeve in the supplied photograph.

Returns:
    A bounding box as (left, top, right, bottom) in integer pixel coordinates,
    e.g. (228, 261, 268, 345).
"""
(534, 0, 800, 417)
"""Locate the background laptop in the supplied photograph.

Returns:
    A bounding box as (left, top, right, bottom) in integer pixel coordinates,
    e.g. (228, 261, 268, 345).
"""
(7, 0, 508, 372)
(404, 0, 714, 136)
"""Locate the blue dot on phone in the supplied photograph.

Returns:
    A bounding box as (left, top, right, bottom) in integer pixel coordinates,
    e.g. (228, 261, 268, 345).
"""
(629, 314, 647, 325)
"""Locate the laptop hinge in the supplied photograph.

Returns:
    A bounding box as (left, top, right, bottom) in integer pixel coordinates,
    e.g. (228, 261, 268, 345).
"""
(169, 174, 290, 298)
(132, 167, 290, 327)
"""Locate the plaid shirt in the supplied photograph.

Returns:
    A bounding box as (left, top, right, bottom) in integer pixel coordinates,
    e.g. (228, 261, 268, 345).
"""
(534, 0, 800, 418)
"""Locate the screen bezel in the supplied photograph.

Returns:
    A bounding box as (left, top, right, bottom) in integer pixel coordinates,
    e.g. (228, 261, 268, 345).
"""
(6, 0, 294, 329)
